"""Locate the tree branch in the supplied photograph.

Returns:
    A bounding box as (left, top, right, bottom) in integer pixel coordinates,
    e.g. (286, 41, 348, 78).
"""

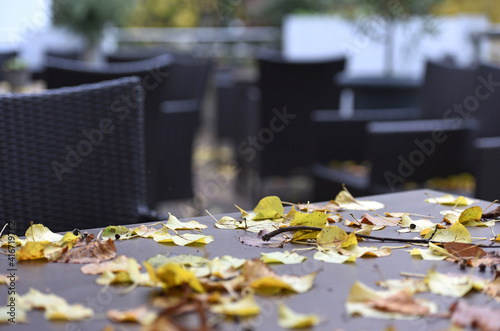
(260, 226, 500, 248)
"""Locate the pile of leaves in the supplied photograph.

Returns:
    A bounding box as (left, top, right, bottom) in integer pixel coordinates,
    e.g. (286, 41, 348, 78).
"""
(2, 187, 500, 330)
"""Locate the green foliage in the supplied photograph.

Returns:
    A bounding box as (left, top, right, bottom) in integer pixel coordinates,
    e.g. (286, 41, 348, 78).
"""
(3, 57, 28, 71)
(52, 0, 136, 44)
(256, 0, 335, 26)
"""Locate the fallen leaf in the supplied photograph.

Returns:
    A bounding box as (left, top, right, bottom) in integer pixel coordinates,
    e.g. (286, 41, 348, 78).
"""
(0, 306, 27, 323)
(426, 270, 486, 297)
(239, 229, 286, 248)
(424, 222, 471, 243)
(0, 234, 26, 247)
(449, 300, 500, 331)
(102, 225, 134, 241)
(316, 226, 357, 248)
(361, 213, 400, 226)
(290, 211, 328, 240)
(81, 255, 133, 275)
(153, 229, 214, 246)
(155, 263, 205, 293)
(15, 241, 63, 261)
(399, 214, 439, 233)
(132, 224, 161, 238)
(241, 259, 316, 294)
(107, 306, 158, 325)
(260, 251, 306, 264)
(45, 304, 94, 321)
(483, 271, 500, 302)
(277, 303, 321, 329)
(425, 194, 475, 206)
(346, 281, 437, 319)
(23, 224, 63, 242)
(482, 206, 500, 219)
(296, 201, 339, 213)
(252, 196, 284, 220)
(313, 250, 356, 264)
(376, 278, 428, 293)
(210, 294, 260, 317)
(56, 239, 116, 263)
(335, 187, 384, 211)
(443, 242, 486, 259)
(165, 214, 207, 230)
(410, 247, 447, 261)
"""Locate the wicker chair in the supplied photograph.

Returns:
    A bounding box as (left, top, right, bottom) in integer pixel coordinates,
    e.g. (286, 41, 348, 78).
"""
(0, 77, 158, 235)
(44, 54, 174, 208)
(255, 50, 346, 178)
(313, 119, 476, 199)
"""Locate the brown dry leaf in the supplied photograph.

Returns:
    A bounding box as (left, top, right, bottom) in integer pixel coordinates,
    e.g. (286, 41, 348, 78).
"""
(484, 271, 500, 302)
(107, 306, 158, 326)
(80, 255, 132, 275)
(450, 300, 500, 331)
(443, 242, 486, 259)
(361, 213, 400, 226)
(56, 239, 116, 264)
(296, 201, 339, 213)
(470, 252, 500, 268)
(372, 290, 430, 316)
(482, 206, 500, 219)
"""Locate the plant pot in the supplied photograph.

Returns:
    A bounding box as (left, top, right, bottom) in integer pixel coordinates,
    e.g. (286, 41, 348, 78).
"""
(3, 69, 30, 90)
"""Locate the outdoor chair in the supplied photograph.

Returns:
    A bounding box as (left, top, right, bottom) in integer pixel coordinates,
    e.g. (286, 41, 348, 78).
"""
(44, 54, 174, 208)
(156, 57, 212, 202)
(0, 77, 159, 235)
(311, 60, 479, 198)
(105, 52, 212, 204)
(255, 50, 346, 179)
(313, 119, 476, 199)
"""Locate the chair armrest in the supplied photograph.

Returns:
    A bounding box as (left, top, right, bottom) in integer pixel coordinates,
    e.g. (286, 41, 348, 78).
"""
(160, 99, 199, 114)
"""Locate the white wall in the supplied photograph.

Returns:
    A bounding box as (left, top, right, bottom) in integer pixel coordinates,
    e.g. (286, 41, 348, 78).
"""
(283, 14, 491, 78)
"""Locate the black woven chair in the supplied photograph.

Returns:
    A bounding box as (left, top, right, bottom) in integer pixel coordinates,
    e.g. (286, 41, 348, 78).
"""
(0, 77, 159, 235)
(256, 51, 346, 178)
(155, 57, 212, 202)
(313, 119, 476, 199)
(44, 54, 174, 208)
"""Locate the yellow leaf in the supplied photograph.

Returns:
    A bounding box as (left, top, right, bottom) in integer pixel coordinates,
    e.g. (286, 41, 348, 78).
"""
(335, 187, 384, 211)
(45, 304, 94, 321)
(57, 232, 81, 249)
(313, 250, 356, 264)
(132, 224, 160, 238)
(102, 225, 133, 241)
(290, 211, 328, 240)
(346, 281, 437, 319)
(165, 214, 207, 230)
(156, 263, 205, 293)
(210, 294, 260, 317)
(425, 194, 475, 206)
(424, 222, 471, 243)
(171, 234, 214, 246)
(15, 241, 63, 261)
(317, 226, 357, 248)
(409, 248, 447, 261)
(458, 206, 482, 223)
(426, 270, 484, 297)
(0, 234, 26, 247)
(24, 224, 63, 242)
(81, 255, 132, 275)
(376, 278, 428, 293)
(399, 215, 438, 233)
(278, 304, 321, 329)
(260, 251, 306, 264)
(241, 259, 316, 294)
(253, 196, 284, 220)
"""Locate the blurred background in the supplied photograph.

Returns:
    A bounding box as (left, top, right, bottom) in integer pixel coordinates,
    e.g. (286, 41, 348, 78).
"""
(2, 0, 500, 218)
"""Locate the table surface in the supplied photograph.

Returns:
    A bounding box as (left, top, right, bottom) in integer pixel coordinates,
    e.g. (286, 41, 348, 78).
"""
(2, 189, 500, 331)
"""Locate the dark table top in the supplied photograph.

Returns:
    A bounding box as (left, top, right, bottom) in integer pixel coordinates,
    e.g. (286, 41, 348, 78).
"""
(2, 189, 500, 330)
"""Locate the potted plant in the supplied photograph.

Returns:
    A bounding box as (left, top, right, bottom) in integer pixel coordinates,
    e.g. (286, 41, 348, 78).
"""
(2, 57, 30, 90)
(51, 0, 136, 63)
